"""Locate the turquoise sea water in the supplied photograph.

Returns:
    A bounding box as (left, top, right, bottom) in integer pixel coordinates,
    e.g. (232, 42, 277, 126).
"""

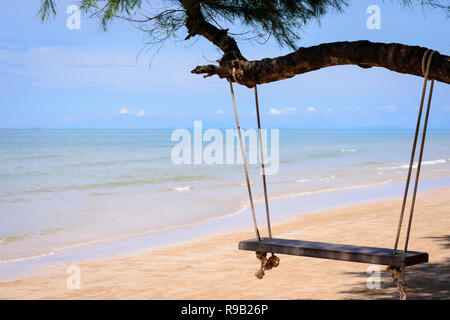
(0, 129, 450, 274)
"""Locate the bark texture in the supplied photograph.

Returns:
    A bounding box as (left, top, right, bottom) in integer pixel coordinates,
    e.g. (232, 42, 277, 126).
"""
(180, 0, 245, 62)
(191, 41, 450, 87)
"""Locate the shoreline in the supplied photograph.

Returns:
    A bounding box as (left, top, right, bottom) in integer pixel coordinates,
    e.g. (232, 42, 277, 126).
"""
(1, 175, 450, 280)
(0, 186, 449, 299)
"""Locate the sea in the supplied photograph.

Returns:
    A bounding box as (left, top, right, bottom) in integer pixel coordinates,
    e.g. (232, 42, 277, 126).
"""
(1, 129, 449, 277)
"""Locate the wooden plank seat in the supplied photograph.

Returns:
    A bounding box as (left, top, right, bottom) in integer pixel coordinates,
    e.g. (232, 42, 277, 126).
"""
(239, 238, 428, 267)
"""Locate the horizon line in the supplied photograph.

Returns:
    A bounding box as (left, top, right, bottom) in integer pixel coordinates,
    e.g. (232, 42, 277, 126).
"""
(1, 127, 450, 130)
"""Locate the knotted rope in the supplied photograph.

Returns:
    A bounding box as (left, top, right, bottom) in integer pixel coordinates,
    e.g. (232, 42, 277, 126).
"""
(386, 266, 408, 300)
(388, 49, 437, 301)
(229, 78, 280, 278)
(253, 85, 280, 279)
(255, 252, 280, 279)
(232, 67, 245, 86)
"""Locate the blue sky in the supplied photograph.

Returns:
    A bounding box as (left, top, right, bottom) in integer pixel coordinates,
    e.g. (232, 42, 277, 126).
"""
(0, 0, 449, 129)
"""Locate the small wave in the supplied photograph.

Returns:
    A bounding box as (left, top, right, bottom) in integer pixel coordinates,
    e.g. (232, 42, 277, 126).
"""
(88, 192, 116, 197)
(378, 158, 449, 170)
(356, 161, 384, 166)
(238, 183, 255, 187)
(423, 159, 448, 166)
(0, 227, 63, 245)
(0, 251, 56, 264)
(318, 175, 336, 181)
(0, 235, 27, 245)
(68, 157, 171, 169)
(23, 174, 208, 194)
(171, 186, 191, 192)
(273, 179, 394, 202)
(307, 149, 358, 159)
(297, 175, 336, 183)
(307, 151, 339, 159)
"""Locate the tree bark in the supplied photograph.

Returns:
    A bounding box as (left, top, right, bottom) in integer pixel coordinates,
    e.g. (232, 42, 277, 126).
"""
(180, 0, 245, 62)
(191, 41, 450, 87)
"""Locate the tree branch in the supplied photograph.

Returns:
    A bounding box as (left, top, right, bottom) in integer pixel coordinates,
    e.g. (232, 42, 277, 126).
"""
(180, 0, 246, 63)
(191, 41, 450, 87)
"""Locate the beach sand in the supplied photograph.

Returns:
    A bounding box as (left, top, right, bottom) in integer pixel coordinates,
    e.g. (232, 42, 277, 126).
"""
(1, 187, 449, 300)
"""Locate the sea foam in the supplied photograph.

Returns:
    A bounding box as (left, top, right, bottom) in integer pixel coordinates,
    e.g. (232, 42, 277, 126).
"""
(378, 158, 449, 170)
(171, 186, 191, 192)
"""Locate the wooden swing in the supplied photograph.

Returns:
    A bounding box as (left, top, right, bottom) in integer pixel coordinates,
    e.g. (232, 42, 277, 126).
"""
(230, 50, 438, 300)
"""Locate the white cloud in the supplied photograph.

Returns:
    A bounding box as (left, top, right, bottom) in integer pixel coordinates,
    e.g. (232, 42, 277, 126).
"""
(268, 107, 296, 116)
(216, 109, 224, 115)
(269, 108, 282, 116)
(307, 107, 316, 112)
(119, 108, 145, 117)
(327, 108, 333, 112)
(442, 106, 450, 112)
(383, 105, 397, 111)
(285, 107, 296, 113)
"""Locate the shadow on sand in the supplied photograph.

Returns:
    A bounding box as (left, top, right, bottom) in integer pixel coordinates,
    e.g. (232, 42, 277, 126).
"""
(339, 235, 450, 300)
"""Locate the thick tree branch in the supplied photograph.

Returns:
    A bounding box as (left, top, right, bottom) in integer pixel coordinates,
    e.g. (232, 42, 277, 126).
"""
(180, 0, 246, 63)
(191, 41, 450, 87)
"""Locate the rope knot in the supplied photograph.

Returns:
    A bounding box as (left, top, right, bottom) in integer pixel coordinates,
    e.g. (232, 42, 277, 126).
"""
(231, 67, 245, 86)
(386, 266, 407, 300)
(265, 254, 280, 270)
(255, 252, 280, 279)
(421, 50, 437, 79)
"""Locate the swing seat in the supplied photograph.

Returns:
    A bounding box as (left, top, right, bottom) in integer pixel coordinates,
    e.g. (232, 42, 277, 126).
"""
(239, 238, 428, 267)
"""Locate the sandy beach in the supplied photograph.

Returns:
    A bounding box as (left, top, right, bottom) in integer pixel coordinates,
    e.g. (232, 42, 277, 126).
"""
(1, 187, 449, 300)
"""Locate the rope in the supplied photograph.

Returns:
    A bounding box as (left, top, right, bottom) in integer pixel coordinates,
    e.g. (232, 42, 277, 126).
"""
(227, 82, 279, 279)
(404, 51, 436, 252)
(228, 79, 261, 241)
(386, 266, 408, 300)
(393, 50, 436, 254)
(255, 252, 267, 279)
(232, 67, 244, 86)
(254, 85, 273, 239)
(255, 252, 280, 279)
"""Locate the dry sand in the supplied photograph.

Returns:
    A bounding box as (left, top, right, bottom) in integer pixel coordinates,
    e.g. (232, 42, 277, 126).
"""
(1, 187, 449, 300)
